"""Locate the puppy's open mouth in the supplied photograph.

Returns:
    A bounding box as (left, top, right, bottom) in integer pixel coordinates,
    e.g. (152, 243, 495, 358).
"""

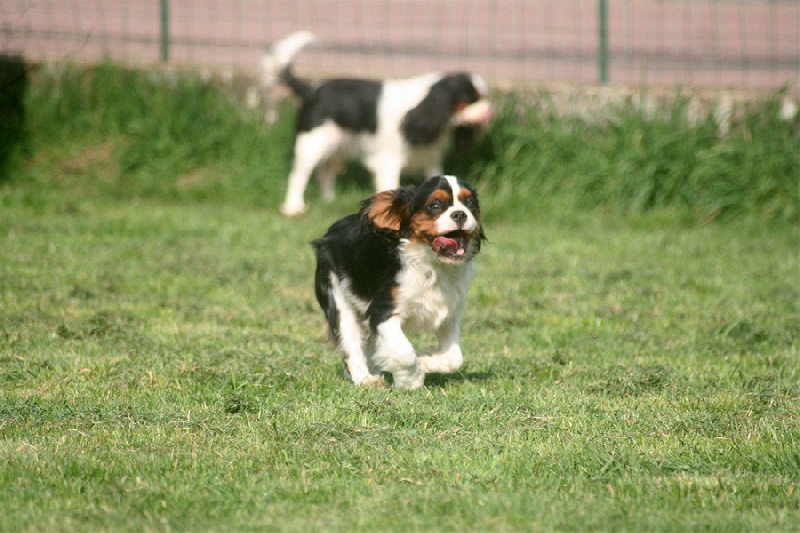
(431, 230, 472, 260)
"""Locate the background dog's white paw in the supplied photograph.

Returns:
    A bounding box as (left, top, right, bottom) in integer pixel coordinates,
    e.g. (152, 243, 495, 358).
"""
(280, 203, 306, 216)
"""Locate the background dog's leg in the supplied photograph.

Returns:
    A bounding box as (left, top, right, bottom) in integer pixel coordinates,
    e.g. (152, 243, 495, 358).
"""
(282, 159, 314, 216)
(367, 156, 402, 192)
(372, 316, 424, 389)
(317, 155, 343, 202)
(425, 164, 443, 179)
(418, 318, 464, 374)
(282, 126, 344, 215)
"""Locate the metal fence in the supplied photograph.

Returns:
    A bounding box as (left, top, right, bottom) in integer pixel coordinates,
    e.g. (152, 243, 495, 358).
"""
(2, 1, 798, 91)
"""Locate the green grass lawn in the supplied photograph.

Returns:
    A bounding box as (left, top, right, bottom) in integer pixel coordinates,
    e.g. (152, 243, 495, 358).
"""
(2, 193, 797, 531)
(0, 65, 798, 530)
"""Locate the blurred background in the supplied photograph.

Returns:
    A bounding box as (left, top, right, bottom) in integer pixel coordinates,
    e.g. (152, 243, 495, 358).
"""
(2, 0, 798, 91)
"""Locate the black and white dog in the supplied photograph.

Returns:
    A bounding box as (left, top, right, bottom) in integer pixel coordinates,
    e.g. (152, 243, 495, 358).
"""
(312, 175, 485, 389)
(263, 32, 493, 216)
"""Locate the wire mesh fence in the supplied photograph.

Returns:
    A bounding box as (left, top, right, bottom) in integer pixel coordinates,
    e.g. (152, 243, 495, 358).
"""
(2, 0, 798, 91)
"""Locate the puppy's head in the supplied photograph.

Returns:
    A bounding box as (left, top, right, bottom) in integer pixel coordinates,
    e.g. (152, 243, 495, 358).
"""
(361, 175, 485, 264)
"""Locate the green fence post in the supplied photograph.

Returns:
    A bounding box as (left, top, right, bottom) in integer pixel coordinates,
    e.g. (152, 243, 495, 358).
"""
(160, 0, 169, 63)
(598, 0, 609, 83)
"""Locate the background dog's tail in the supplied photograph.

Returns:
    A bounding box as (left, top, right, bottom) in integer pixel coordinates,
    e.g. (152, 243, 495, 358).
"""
(262, 31, 317, 100)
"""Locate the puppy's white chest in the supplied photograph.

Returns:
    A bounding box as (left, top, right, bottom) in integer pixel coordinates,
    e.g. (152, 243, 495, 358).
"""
(395, 249, 474, 331)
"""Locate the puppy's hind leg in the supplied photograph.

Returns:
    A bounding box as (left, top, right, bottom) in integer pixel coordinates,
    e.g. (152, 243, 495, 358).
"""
(325, 275, 384, 387)
(337, 303, 385, 388)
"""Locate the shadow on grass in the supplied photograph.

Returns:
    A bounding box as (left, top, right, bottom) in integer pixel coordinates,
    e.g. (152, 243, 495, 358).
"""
(326, 368, 495, 389)
(422, 370, 495, 388)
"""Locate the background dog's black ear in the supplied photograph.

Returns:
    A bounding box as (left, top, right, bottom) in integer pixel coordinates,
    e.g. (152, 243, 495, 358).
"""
(401, 74, 478, 146)
(360, 187, 415, 232)
(401, 89, 452, 145)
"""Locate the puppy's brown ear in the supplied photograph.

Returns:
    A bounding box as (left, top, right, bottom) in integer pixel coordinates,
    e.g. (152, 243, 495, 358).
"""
(360, 188, 413, 232)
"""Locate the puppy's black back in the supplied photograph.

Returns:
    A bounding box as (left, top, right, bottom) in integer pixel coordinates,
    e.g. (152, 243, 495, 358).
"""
(296, 79, 381, 134)
(313, 214, 401, 337)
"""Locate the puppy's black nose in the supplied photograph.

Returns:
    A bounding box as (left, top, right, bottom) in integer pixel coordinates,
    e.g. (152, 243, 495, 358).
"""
(451, 210, 467, 226)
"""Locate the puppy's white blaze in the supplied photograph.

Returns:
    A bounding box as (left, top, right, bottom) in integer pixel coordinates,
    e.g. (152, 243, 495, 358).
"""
(436, 175, 479, 234)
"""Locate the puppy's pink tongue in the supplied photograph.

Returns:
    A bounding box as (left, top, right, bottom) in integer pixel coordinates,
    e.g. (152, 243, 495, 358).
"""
(432, 236, 459, 254)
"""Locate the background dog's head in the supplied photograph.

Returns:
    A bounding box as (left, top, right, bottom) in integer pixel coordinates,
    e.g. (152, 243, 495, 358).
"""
(361, 175, 485, 263)
(400, 73, 492, 147)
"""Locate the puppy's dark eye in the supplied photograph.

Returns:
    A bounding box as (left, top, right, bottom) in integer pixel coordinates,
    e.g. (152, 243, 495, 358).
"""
(463, 196, 477, 210)
(428, 200, 443, 214)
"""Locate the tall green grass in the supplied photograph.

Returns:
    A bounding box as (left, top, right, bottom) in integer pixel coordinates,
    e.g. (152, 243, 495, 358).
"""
(7, 63, 798, 222)
(18, 63, 293, 205)
(463, 90, 799, 222)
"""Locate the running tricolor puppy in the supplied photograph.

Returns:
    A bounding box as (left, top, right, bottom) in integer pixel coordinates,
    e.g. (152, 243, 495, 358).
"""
(264, 31, 493, 216)
(312, 175, 485, 389)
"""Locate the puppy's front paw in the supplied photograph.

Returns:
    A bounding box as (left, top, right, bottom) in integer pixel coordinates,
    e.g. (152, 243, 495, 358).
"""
(358, 374, 387, 388)
(417, 345, 463, 374)
(392, 365, 425, 390)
